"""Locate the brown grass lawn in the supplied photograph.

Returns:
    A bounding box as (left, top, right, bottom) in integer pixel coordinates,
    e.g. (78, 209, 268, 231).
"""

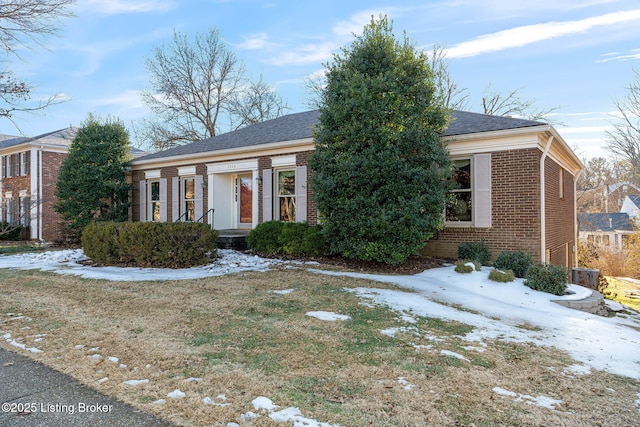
(605, 277, 640, 312)
(1, 266, 639, 426)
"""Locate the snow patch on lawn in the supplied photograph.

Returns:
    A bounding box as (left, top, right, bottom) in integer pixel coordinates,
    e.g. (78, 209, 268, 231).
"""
(492, 387, 564, 411)
(306, 311, 351, 321)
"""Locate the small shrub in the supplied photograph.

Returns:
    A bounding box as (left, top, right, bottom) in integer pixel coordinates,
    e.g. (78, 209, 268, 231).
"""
(301, 224, 328, 257)
(0, 223, 28, 241)
(493, 251, 533, 278)
(457, 241, 491, 266)
(454, 260, 474, 274)
(247, 220, 285, 253)
(524, 263, 568, 296)
(278, 222, 309, 255)
(248, 221, 327, 257)
(489, 269, 515, 283)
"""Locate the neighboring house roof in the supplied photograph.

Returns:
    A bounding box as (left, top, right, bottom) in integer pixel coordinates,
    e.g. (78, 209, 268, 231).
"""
(0, 127, 77, 151)
(608, 181, 640, 195)
(626, 194, 640, 208)
(579, 213, 634, 232)
(135, 109, 547, 162)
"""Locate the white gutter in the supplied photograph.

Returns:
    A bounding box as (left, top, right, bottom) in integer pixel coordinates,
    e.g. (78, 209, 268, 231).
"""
(540, 136, 554, 263)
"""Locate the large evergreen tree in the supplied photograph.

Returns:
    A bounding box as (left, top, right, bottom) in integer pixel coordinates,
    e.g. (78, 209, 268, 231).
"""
(55, 114, 131, 233)
(309, 16, 452, 264)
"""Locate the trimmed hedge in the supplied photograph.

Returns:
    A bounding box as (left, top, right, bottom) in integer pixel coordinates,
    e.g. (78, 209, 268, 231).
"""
(82, 222, 218, 268)
(493, 251, 533, 278)
(457, 241, 491, 266)
(524, 263, 568, 296)
(248, 221, 327, 257)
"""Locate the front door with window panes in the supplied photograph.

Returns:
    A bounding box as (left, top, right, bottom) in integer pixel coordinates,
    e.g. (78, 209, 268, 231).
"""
(277, 170, 295, 222)
(237, 174, 253, 227)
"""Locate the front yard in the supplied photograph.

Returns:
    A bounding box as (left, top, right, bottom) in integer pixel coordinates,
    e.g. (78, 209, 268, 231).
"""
(1, 260, 639, 426)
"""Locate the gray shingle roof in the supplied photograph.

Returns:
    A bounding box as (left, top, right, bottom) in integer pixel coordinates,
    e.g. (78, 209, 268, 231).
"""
(0, 127, 77, 150)
(579, 213, 634, 232)
(135, 109, 546, 162)
(627, 194, 640, 208)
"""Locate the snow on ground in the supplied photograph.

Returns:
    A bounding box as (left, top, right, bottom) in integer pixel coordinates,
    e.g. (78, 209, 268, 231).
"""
(0, 249, 291, 281)
(2, 248, 640, 401)
(306, 311, 351, 321)
(310, 267, 640, 380)
(492, 387, 564, 411)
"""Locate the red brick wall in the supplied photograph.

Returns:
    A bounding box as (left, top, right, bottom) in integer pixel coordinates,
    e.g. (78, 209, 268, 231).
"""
(41, 151, 67, 242)
(544, 156, 576, 268)
(421, 148, 542, 261)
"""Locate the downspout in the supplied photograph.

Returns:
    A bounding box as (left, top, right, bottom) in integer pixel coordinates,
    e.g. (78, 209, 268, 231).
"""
(540, 135, 554, 264)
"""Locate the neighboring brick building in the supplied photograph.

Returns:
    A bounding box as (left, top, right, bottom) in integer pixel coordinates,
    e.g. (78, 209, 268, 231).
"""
(0, 128, 76, 242)
(130, 109, 583, 268)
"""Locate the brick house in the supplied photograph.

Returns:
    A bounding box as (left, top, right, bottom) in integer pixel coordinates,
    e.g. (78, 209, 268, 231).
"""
(0, 128, 76, 241)
(130, 109, 583, 267)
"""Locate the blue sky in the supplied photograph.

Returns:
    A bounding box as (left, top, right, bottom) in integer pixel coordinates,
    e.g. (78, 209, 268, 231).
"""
(7, 0, 640, 159)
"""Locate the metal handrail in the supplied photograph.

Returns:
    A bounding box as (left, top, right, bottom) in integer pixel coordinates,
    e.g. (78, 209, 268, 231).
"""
(176, 211, 190, 222)
(196, 208, 214, 224)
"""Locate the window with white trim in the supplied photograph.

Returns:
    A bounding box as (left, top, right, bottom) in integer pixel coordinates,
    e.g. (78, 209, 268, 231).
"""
(446, 159, 472, 223)
(21, 151, 29, 176)
(149, 180, 161, 222)
(277, 169, 296, 222)
(181, 176, 195, 221)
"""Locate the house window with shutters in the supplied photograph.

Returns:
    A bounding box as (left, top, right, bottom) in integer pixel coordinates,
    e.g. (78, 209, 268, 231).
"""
(181, 176, 196, 221)
(149, 180, 161, 221)
(262, 163, 307, 224)
(277, 169, 296, 222)
(447, 159, 472, 223)
(445, 154, 492, 228)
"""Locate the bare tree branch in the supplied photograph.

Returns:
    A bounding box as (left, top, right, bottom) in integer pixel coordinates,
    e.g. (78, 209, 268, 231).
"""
(481, 84, 563, 124)
(139, 28, 287, 151)
(0, 0, 74, 125)
(606, 69, 640, 184)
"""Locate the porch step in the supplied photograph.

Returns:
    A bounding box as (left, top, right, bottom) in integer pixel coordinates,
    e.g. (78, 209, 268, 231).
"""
(216, 229, 250, 250)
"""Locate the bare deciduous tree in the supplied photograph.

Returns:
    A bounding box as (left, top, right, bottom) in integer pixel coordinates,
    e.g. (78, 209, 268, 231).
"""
(428, 44, 469, 110)
(0, 0, 74, 128)
(481, 85, 562, 124)
(606, 69, 640, 184)
(139, 28, 288, 151)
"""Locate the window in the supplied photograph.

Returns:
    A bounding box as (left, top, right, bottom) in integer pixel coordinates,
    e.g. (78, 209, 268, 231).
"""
(181, 177, 195, 221)
(1, 156, 6, 179)
(8, 154, 15, 177)
(6, 197, 14, 223)
(446, 159, 472, 222)
(149, 181, 161, 221)
(16, 153, 21, 176)
(559, 167, 565, 199)
(22, 151, 29, 176)
(277, 170, 296, 221)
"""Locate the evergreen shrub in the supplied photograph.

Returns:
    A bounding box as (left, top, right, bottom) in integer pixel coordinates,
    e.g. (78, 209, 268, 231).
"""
(457, 241, 491, 265)
(524, 263, 568, 296)
(248, 221, 327, 257)
(82, 222, 218, 268)
(454, 260, 474, 274)
(489, 269, 515, 283)
(0, 224, 28, 241)
(493, 251, 533, 278)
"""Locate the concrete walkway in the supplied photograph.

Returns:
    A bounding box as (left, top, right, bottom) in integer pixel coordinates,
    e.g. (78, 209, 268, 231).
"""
(0, 348, 174, 427)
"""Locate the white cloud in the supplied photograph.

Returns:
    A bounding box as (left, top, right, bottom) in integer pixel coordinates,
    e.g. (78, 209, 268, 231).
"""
(332, 10, 390, 37)
(82, 0, 177, 14)
(237, 33, 271, 50)
(94, 90, 145, 111)
(597, 48, 640, 62)
(446, 9, 640, 58)
(269, 43, 336, 66)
